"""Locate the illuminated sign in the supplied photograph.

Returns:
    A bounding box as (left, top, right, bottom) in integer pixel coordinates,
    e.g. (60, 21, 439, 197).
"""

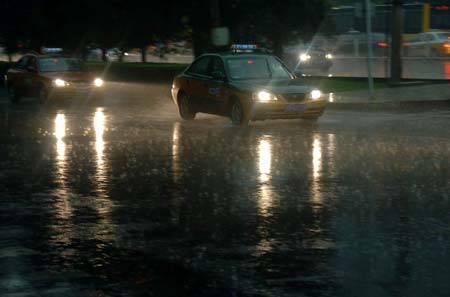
(231, 44, 258, 50)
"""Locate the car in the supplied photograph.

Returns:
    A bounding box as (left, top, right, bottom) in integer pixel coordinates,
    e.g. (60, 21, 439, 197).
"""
(5, 53, 104, 103)
(171, 44, 327, 126)
(294, 46, 333, 75)
(405, 31, 450, 57)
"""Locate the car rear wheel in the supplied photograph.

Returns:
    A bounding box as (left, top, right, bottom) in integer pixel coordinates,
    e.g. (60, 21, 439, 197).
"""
(178, 92, 195, 120)
(8, 85, 20, 103)
(230, 99, 248, 126)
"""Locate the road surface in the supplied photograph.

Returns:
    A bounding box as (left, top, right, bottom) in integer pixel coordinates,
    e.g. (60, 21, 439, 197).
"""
(1, 82, 449, 297)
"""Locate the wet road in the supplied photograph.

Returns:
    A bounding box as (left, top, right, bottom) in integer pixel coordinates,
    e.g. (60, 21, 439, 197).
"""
(1, 82, 450, 297)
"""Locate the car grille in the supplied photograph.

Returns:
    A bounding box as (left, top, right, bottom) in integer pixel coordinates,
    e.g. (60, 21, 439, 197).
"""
(69, 81, 91, 88)
(282, 93, 306, 102)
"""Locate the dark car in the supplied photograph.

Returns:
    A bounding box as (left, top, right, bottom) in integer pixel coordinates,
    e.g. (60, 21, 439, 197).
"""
(294, 47, 333, 75)
(171, 45, 326, 126)
(4, 54, 104, 103)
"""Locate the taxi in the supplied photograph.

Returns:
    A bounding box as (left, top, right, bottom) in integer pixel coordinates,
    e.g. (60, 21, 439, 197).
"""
(5, 52, 104, 103)
(171, 44, 327, 126)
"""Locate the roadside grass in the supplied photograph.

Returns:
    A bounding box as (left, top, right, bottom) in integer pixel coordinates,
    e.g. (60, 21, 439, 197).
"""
(301, 77, 389, 93)
(0, 61, 436, 93)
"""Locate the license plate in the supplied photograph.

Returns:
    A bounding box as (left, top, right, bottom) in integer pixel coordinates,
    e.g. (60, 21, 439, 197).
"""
(77, 88, 89, 95)
(285, 104, 307, 112)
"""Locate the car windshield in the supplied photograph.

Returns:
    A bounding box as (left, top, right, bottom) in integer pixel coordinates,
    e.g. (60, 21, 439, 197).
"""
(39, 57, 86, 72)
(436, 33, 450, 40)
(226, 56, 292, 80)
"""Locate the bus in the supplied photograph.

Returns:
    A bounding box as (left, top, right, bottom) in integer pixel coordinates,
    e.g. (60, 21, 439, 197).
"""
(328, 2, 450, 39)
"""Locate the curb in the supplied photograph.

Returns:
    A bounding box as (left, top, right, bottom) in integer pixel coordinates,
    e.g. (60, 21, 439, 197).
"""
(327, 99, 450, 111)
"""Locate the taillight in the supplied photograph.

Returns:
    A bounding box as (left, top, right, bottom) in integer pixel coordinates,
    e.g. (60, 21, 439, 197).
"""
(377, 42, 389, 47)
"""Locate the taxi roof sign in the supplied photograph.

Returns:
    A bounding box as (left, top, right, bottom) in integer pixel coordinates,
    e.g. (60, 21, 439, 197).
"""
(231, 44, 258, 50)
(42, 47, 63, 54)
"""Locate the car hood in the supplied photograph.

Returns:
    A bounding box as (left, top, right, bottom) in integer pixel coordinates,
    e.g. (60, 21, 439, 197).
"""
(229, 79, 316, 94)
(41, 72, 95, 82)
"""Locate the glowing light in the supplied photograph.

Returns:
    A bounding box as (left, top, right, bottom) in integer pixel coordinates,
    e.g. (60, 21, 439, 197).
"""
(300, 53, 311, 61)
(310, 90, 322, 100)
(312, 137, 322, 179)
(94, 109, 105, 164)
(54, 79, 67, 87)
(259, 139, 272, 182)
(55, 113, 65, 140)
(172, 122, 181, 183)
(94, 78, 104, 87)
(54, 113, 66, 166)
(328, 92, 334, 102)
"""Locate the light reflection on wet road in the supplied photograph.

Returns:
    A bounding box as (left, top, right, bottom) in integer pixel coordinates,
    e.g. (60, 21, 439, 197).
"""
(0, 82, 450, 296)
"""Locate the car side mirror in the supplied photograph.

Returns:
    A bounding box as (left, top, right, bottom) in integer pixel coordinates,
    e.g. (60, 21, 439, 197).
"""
(212, 71, 227, 81)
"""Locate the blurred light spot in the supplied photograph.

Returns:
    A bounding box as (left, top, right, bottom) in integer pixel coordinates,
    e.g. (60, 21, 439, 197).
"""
(312, 137, 322, 179)
(172, 122, 181, 183)
(55, 113, 65, 140)
(444, 61, 450, 80)
(329, 93, 334, 103)
(259, 139, 271, 182)
(54, 113, 65, 161)
(328, 74, 333, 77)
(94, 109, 105, 165)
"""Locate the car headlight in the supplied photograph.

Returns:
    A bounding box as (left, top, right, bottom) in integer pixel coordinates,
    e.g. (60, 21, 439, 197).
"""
(325, 53, 333, 59)
(299, 53, 311, 62)
(94, 78, 104, 87)
(253, 91, 278, 102)
(308, 89, 322, 100)
(53, 78, 67, 87)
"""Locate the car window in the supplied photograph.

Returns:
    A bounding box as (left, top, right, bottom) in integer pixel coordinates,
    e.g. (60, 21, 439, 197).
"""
(227, 57, 270, 80)
(424, 34, 435, 41)
(187, 56, 211, 76)
(209, 57, 225, 76)
(437, 33, 450, 40)
(26, 57, 37, 70)
(267, 56, 292, 79)
(39, 57, 86, 72)
(16, 56, 31, 69)
(226, 56, 291, 80)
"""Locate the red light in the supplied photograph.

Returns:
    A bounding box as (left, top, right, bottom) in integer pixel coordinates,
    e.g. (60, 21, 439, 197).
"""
(377, 42, 389, 47)
(247, 60, 253, 64)
(53, 59, 59, 63)
(435, 5, 449, 10)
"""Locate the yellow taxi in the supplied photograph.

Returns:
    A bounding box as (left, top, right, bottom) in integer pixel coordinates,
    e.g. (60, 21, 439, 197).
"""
(171, 45, 326, 126)
(5, 53, 104, 103)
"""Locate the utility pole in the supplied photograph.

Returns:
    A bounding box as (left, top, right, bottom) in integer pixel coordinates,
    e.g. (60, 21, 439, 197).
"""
(390, 0, 403, 85)
(365, 0, 375, 100)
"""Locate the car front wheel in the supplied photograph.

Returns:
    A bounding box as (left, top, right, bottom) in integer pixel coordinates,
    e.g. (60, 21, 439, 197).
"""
(230, 99, 248, 126)
(178, 93, 196, 120)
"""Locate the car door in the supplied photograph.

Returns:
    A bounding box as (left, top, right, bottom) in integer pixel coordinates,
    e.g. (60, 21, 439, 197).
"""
(23, 56, 39, 95)
(183, 56, 212, 112)
(204, 56, 229, 115)
(6, 56, 30, 92)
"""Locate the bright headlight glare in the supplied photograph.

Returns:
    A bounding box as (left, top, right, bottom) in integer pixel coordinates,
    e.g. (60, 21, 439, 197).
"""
(94, 78, 104, 87)
(310, 90, 322, 100)
(54, 79, 66, 87)
(325, 53, 333, 59)
(255, 91, 277, 102)
(300, 53, 310, 61)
